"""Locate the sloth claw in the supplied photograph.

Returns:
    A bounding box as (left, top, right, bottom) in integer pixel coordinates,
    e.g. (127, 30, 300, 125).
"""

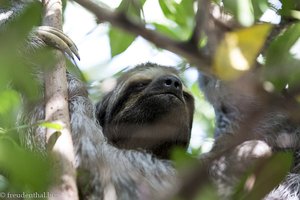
(34, 26, 80, 60)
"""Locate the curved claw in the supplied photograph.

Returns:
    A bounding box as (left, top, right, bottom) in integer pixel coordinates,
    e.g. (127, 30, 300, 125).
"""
(34, 26, 80, 61)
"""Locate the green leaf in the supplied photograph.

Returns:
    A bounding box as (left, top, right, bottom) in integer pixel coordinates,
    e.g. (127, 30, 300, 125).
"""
(0, 2, 43, 101)
(109, 27, 136, 57)
(0, 137, 51, 191)
(152, 23, 181, 40)
(110, 0, 144, 55)
(181, 0, 195, 19)
(251, 0, 269, 19)
(173, 0, 195, 27)
(39, 122, 63, 131)
(0, 1, 41, 49)
(223, 0, 269, 26)
(158, 0, 195, 27)
(0, 90, 20, 115)
(0, 128, 6, 134)
(280, 0, 296, 17)
(264, 23, 300, 91)
(158, 0, 195, 40)
(171, 147, 197, 170)
(0, 89, 21, 127)
(194, 185, 219, 200)
(158, 0, 176, 21)
(117, 0, 147, 22)
(223, 0, 254, 26)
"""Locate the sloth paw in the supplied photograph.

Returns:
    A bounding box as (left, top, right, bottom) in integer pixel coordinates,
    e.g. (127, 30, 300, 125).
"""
(33, 26, 80, 60)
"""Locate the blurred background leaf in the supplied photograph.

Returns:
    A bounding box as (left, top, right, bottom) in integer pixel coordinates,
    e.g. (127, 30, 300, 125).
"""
(153, 0, 195, 41)
(0, 137, 51, 192)
(214, 24, 272, 80)
(108, 0, 146, 57)
(223, 0, 269, 26)
(264, 23, 300, 91)
(234, 152, 292, 200)
(0, 1, 53, 193)
(109, 27, 136, 57)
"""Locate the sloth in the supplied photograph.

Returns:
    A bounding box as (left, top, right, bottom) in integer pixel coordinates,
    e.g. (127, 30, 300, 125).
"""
(13, 1, 300, 199)
(8, 1, 300, 199)
(96, 63, 194, 159)
(72, 63, 194, 199)
(3, 2, 195, 199)
(20, 63, 195, 199)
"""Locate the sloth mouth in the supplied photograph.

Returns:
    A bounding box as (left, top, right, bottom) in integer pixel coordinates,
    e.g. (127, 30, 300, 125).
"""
(150, 92, 184, 103)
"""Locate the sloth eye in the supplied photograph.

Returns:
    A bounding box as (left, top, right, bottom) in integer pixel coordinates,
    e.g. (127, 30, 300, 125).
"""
(128, 81, 150, 92)
(136, 82, 148, 88)
(134, 80, 150, 88)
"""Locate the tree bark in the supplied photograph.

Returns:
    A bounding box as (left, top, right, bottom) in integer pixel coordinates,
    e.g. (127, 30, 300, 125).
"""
(42, 0, 78, 199)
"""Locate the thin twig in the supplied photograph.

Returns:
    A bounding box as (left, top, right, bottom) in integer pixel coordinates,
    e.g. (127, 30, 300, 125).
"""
(73, 0, 212, 74)
(189, 0, 207, 47)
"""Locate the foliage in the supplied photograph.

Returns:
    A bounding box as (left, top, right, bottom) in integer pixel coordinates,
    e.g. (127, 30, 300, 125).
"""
(155, 0, 195, 40)
(234, 152, 293, 200)
(264, 23, 300, 91)
(1, 0, 300, 199)
(0, 2, 53, 194)
(95, 0, 300, 198)
(108, 0, 146, 56)
(223, 0, 269, 26)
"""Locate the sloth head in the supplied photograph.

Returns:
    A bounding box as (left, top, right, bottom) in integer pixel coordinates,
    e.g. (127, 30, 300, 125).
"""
(96, 63, 194, 159)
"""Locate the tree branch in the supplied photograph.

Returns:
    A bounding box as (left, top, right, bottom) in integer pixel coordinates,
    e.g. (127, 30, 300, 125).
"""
(42, 0, 78, 199)
(190, 0, 208, 46)
(73, 0, 212, 75)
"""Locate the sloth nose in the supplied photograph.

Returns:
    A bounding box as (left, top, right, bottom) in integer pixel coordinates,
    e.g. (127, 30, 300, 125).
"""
(163, 75, 182, 91)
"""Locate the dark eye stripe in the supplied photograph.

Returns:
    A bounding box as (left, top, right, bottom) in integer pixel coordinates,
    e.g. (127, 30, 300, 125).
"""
(109, 80, 151, 119)
(128, 80, 151, 91)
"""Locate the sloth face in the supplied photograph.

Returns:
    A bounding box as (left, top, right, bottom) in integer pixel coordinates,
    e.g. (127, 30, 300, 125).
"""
(96, 63, 194, 159)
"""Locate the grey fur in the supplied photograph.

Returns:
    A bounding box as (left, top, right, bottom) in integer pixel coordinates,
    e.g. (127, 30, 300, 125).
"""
(0, 1, 29, 27)
(3, 1, 178, 199)
(19, 73, 178, 200)
(199, 73, 300, 199)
